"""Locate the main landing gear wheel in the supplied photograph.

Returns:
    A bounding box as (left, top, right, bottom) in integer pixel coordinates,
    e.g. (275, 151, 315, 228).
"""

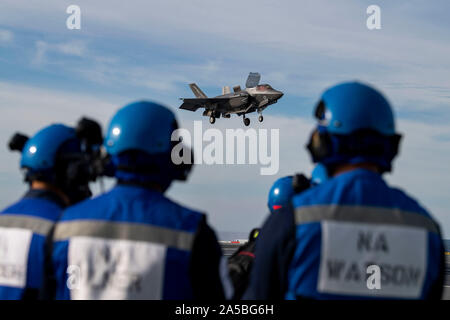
(209, 116, 216, 124)
(258, 115, 264, 122)
(243, 117, 250, 126)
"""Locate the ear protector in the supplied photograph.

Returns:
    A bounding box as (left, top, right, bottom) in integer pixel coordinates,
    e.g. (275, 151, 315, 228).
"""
(306, 126, 402, 173)
(292, 173, 311, 194)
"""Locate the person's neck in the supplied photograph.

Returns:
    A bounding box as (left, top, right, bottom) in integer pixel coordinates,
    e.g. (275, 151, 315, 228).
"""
(30, 181, 70, 206)
(332, 163, 379, 177)
(117, 180, 165, 193)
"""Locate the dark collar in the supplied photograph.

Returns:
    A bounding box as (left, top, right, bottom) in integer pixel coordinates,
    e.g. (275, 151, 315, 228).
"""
(23, 189, 67, 208)
(116, 180, 164, 193)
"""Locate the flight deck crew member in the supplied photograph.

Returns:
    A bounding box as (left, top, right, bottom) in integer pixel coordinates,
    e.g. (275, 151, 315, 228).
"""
(228, 172, 314, 300)
(227, 228, 260, 300)
(0, 123, 98, 300)
(244, 81, 445, 300)
(49, 101, 225, 300)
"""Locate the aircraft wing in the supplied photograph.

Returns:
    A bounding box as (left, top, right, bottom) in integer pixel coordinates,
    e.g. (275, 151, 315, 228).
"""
(179, 97, 230, 111)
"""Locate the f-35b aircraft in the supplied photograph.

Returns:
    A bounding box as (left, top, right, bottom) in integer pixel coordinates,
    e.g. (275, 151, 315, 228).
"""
(179, 72, 283, 126)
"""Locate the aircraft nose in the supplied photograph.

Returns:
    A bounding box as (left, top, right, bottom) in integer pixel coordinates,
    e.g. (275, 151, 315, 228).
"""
(275, 91, 284, 99)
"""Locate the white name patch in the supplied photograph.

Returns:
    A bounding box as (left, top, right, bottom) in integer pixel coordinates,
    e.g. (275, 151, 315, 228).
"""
(317, 221, 427, 298)
(0, 227, 33, 288)
(68, 236, 166, 300)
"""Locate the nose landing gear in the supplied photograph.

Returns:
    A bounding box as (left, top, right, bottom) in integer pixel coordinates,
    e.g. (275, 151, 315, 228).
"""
(209, 116, 216, 124)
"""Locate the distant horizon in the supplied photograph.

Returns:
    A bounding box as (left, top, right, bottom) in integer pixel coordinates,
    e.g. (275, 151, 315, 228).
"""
(218, 232, 450, 248)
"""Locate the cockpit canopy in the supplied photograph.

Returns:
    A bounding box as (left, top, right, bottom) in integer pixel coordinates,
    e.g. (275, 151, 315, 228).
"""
(256, 84, 273, 91)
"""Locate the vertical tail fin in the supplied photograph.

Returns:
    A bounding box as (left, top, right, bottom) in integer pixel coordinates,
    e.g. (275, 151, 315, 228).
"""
(222, 86, 231, 95)
(245, 72, 261, 88)
(189, 83, 208, 98)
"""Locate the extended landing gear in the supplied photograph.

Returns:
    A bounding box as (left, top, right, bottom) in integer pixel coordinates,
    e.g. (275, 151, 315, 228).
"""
(258, 115, 264, 122)
(243, 116, 250, 126)
(209, 116, 215, 124)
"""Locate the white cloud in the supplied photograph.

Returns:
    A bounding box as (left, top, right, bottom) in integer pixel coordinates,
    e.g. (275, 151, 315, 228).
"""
(32, 40, 88, 66)
(64, 60, 224, 93)
(32, 40, 48, 65)
(2, 1, 448, 113)
(2, 2, 450, 84)
(55, 40, 87, 57)
(0, 82, 116, 137)
(0, 28, 13, 43)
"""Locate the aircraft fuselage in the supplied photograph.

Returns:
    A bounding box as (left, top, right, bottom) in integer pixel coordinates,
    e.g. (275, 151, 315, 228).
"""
(179, 73, 284, 126)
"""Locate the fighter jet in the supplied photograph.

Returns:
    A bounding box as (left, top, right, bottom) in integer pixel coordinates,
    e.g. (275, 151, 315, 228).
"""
(179, 72, 283, 126)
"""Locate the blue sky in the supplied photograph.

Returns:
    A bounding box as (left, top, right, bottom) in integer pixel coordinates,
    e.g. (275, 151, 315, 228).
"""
(1, 0, 450, 236)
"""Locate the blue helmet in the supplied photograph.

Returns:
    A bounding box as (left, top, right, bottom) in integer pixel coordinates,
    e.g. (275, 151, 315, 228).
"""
(311, 163, 329, 185)
(104, 101, 192, 188)
(268, 176, 295, 213)
(268, 174, 311, 213)
(21, 124, 77, 171)
(318, 82, 395, 135)
(105, 101, 176, 156)
(15, 123, 95, 204)
(306, 81, 401, 173)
